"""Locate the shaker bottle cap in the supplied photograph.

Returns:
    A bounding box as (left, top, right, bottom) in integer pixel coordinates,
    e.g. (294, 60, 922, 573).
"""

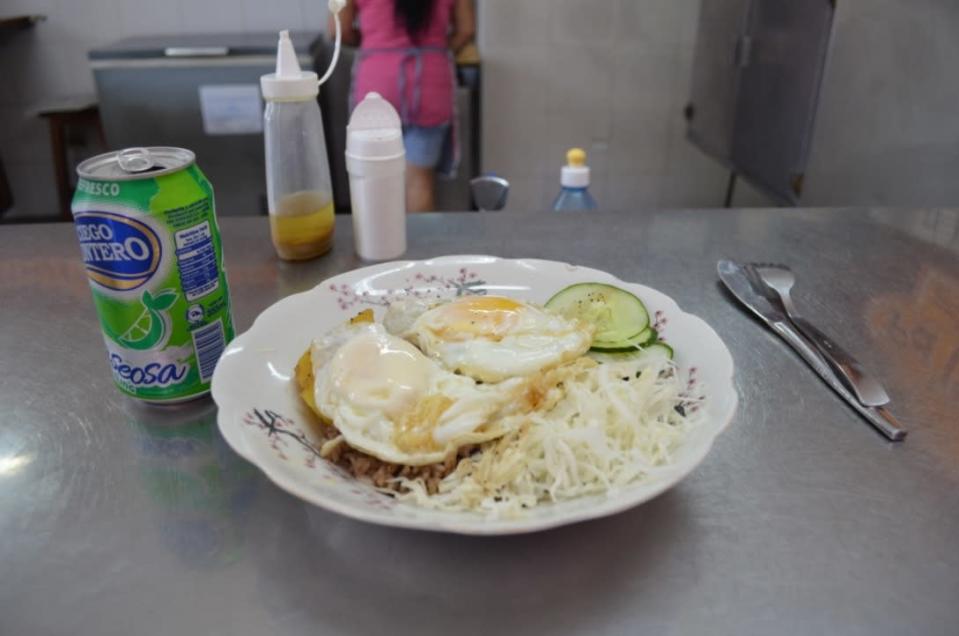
(346, 92, 404, 160)
(260, 30, 319, 100)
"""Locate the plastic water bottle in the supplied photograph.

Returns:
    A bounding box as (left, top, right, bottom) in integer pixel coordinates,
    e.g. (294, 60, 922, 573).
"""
(552, 148, 597, 212)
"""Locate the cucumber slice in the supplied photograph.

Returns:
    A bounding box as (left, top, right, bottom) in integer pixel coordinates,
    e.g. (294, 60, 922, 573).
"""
(588, 349, 645, 364)
(546, 282, 649, 345)
(642, 342, 673, 360)
(589, 327, 656, 352)
(588, 341, 673, 363)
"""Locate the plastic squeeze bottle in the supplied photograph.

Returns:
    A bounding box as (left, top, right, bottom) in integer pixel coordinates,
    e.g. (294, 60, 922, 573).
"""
(346, 92, 407, 260)
(552, 148, 598, 211)
(260, 30, 337, 260)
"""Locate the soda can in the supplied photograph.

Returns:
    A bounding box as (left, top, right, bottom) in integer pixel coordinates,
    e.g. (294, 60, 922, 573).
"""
(71, 147, 235, 403)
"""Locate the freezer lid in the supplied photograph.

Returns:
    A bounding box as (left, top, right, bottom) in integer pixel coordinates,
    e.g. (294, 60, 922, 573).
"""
(88, 32, 321, 60)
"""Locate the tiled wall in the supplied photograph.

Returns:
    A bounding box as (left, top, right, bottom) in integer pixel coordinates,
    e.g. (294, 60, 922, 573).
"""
(0, 0, 328, 218)
(477, 0, 729, 212)
(803, 0, 959, 207)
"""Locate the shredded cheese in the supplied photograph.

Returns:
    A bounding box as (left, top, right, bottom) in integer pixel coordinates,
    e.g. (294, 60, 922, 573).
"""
(390, 355, 703, 518)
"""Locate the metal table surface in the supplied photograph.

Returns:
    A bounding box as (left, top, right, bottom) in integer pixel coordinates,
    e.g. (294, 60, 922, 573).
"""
(1, 209, 957, 636)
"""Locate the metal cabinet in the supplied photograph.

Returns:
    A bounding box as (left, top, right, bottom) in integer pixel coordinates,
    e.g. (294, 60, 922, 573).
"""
(687, 0, 835, 204)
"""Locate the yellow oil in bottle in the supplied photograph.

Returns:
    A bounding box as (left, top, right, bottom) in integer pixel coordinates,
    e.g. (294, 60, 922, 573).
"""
(269, 191, 335, 261)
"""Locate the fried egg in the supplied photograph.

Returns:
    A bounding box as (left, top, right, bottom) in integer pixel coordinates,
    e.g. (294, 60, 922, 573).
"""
(391, 295, 593, 383)
(312, 323, 526, 466)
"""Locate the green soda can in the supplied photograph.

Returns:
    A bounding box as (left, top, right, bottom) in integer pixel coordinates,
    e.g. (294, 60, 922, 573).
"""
(71, 147, 235, 403)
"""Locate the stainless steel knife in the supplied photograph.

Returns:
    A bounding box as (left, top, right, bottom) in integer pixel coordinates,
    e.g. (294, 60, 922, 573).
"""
(717, 259, 906, 441)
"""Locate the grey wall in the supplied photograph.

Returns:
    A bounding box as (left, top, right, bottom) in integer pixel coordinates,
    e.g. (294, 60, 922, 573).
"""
(477, 0, 729, 212)
(803, 0, 959, 207)
(0, 0, 328, 219)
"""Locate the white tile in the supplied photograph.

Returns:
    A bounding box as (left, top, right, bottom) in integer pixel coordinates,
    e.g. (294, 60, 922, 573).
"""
(610, 46, 676, 114)
(544, 44, 613, 116)
(479, 0, 551, 48)
(300, 0, 331, 32)
(613, 0, 691, 50)
(608, 104, 672, 177)
(549, 0, 614, 45)
(481, 45, 549, 178)
(242, 0, 304, 33)
(40, 1, 115, 98)
(120, 2, 183, 36)
(179, 0, 244, 33)
(804, 0, 959, 206)
(482, 111, 548, 180)
(53, 0, 122, 45)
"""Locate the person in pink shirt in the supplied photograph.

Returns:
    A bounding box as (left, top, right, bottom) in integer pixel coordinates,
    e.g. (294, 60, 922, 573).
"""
(330, 0, 475, 212)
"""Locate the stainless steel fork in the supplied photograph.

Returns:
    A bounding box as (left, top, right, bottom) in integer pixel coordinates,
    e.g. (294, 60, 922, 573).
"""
(748, 263, 890, 407)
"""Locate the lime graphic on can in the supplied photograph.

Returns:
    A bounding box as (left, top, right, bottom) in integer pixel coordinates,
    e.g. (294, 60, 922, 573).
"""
(72, 147, 235, 403)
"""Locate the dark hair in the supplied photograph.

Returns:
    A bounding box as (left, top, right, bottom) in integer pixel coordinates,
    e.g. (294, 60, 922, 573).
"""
(394, 0, 436, 41)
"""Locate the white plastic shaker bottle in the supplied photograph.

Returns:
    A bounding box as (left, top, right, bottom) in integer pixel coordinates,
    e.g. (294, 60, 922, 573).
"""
(345, 92, 406, 260)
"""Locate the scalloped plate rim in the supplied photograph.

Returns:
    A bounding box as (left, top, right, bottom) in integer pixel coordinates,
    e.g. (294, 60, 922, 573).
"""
(212, 255, 737, 535)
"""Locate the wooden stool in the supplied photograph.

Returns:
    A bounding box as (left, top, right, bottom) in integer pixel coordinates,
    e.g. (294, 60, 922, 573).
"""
(36, 97, 106, 221)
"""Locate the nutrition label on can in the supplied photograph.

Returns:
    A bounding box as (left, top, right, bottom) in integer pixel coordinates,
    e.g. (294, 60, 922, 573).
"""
(174, 221, 220, 301)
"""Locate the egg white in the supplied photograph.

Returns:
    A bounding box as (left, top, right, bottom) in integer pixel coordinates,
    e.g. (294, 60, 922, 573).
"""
(312, 324, 525, 466)
(396, 295, 593, 383)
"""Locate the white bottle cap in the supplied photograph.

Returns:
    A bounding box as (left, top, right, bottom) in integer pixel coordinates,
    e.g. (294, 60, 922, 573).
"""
(260, 30, 318, 101)
(346, 92, 404, 160)
(560, 147, 590, 188)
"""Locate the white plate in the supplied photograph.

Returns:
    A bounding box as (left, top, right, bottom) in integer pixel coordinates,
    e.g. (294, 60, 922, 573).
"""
(212, 256, 737, 535)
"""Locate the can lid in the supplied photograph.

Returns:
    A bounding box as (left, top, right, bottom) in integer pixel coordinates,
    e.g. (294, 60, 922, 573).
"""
(77, 147, 195, 181)
(346, 92, 404, 161)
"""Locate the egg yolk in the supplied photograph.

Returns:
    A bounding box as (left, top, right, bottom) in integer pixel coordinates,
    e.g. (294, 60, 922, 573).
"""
(430, 296, 525, 341)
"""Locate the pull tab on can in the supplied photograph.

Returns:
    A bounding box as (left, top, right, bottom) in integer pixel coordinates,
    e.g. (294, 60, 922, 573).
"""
(117, 147, 155, 173)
